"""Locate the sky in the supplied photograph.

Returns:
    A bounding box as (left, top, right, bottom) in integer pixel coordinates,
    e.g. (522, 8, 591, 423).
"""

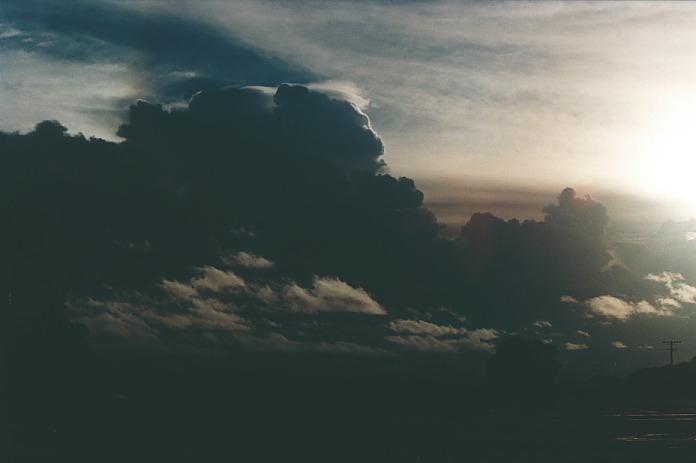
(3, 0, 696, 377)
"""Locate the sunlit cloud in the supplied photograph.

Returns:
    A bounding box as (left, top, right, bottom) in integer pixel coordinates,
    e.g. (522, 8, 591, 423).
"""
(646, 272, 696, 304)
(223, 251, 274, 269)
(532, 319, 553, 328)
(585, 295, 668, 321)
(386, 319, 497, 352)
(564, 342, 588, 351)
(561, 295, 579, 304)
(283, 277, 386, 315)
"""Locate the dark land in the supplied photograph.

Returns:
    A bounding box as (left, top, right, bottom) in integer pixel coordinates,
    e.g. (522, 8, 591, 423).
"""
(4, 344, 696, 463)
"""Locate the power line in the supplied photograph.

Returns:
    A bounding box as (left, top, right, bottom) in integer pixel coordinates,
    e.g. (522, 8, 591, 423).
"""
(662, 340, 681, 366)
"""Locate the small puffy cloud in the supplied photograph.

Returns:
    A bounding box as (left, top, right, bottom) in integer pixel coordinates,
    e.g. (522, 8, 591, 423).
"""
(466, 328, 499, 350)
(73, 299, 159, 344)
(532, 319, 552, 328)
(387, 319, 465, 336)
(73, 292, 249, 347)
(612, 341, 628, 349)
(638, 345, 655, 350)
(161, 279, 199, 300)
(645, 272, 684, 284)
(284, 276, 386, 315)
(387, 319, 497, 352)
(162, 266, 246, 300)
(72, 285, 252, 349)
(576, 330, 591, 337)
(656, 297, 682, 309)
(561, 295, 579, 304)
(646, 272, 696, 304)
(585, 295, 669, 320)
(564, 342, 588, 351)
(255, 285, 279, 304)
(224, 251, 274, 269)
(191, 266, 246, 292)
(668, 282, 696, 304)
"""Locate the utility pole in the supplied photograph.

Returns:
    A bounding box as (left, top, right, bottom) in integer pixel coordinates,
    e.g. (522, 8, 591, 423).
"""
(662, 340, 681, 366)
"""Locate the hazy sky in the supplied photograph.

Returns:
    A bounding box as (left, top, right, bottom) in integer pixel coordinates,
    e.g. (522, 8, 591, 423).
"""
(3, 0, 696, 376)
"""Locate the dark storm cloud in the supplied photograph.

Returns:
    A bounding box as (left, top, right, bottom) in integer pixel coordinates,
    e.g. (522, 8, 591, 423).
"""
(543, 187, 608, 238)
(1, 82, 684, 361)
(0, 84, 442, 354)
(0, 0, 312, 99)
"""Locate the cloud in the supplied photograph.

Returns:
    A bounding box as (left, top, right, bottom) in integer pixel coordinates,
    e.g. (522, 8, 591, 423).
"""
(543, 188, 608, 237)
(564, 342, 588, 351)
(190, 267, 246, 292)
(225, 252, 274, 269)
(646, 272, 696, 304)
(585, 295, 666, 320)
(72, 299, 159, 345)
(387, 319, 465, 336)
(284, 277, 386, 315)
(1, 79, 685, 367)
(612, 341, 628, 349)
(386, 319, 497, 352)
(162, 267, 245, 300)
(645, 272, 685, 284)
(532, 319, 552, 328)
(576, 330, 591, 337)
(1, 0, 312, 93)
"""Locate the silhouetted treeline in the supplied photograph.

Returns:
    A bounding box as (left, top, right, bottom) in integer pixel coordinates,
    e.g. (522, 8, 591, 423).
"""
(563, 356, 696, 402)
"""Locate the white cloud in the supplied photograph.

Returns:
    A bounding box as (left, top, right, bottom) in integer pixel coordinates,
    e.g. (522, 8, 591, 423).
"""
(224, 252, 274, 269)
(387, 319, 465, 336)
(564, 342, 588, 351)
(585, 295, 671, 320)
(576, 330, 591, 337)
(307, 80, 371, 111)
(612, 341, 628, 349)
(191, 266, 246, 292)
(532, 319, 552, 328)
(73, 299, 159, 344)
(668, 282, 696, 304)
(161, 279, 198, 300)
(284, 276, 386, 315)
(561, 295, 579, 304)
(645, 272, 684, 284)
(386, 319, 497, 352)
(162, 266, 245, 300)
(0, 50, 139, 140)
(645, 272, 696, 305)
(656, 297, 682, 309)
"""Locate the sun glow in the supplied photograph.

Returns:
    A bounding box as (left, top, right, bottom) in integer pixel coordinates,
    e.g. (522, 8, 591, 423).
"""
(636, 92, 696, 202)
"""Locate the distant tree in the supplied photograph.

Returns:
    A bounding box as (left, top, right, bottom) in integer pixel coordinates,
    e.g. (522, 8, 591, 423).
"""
(486, 336, 560, 404)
